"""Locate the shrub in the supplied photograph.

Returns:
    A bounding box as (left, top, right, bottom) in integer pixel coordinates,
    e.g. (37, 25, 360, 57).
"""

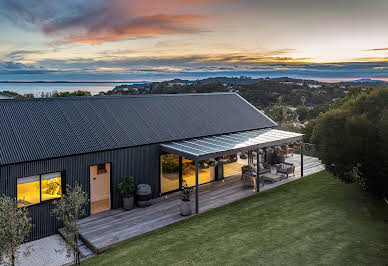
(0, 196, 32, 266)
(312, 87, 388, 199)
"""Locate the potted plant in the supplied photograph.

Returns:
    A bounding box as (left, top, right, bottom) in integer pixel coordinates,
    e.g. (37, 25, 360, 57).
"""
(118, 176, 136, 211)
(180, 180, 193, 216)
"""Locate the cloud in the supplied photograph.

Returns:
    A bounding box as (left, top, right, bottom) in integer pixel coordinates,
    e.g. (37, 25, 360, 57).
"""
(0, 60, 56, 75)
(1, 58, 388, 81)
(364, 48, 388, 51)
(0, 0, 216, 44)
(5, 50, 44, 61)
(352, 57, 388, 62)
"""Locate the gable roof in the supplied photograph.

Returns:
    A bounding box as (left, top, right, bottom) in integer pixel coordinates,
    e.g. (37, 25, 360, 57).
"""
(0, 93, 277, 166)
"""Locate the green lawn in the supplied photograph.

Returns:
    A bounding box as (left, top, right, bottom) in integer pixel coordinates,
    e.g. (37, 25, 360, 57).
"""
(82, 171, 388, 265)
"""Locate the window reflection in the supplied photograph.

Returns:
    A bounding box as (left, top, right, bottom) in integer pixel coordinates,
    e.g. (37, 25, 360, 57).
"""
(160, 154, 179, 193)
(182, 158, 213, 187)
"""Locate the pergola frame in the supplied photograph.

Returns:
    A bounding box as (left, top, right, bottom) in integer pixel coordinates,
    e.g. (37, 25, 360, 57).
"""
(160, 128, 304, 213)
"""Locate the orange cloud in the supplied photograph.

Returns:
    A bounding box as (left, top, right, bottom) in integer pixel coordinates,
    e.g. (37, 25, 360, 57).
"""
(36, 0, 216, 44)
(0, 0, 220, 44)
(44, 13, 206, 44)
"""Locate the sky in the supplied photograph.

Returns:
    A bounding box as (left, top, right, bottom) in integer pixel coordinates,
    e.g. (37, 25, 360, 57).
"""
(0, 0, 388, 82)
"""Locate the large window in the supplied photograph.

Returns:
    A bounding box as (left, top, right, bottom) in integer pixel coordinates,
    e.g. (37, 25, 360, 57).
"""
(182, 158, 213, 187)
(160, 154, 179, 193)
(17, 176, 40, 206)
(17, 172, 62, 206)
(223, 153, 247, 178)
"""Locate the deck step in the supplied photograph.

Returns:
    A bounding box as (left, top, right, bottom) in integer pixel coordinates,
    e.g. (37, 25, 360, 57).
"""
(58, 228, 95, 258)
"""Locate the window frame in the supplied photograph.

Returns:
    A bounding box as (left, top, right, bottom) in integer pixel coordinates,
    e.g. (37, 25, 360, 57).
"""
(17, 171, 65, 207)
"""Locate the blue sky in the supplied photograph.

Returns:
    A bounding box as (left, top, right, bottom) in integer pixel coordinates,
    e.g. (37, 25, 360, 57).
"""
(0, 0, 388, 81)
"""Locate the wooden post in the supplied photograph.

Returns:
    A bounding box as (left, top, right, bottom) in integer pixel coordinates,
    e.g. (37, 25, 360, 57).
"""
(301, 143, 304, 177)
(256, 149, 260, 192)
(195, 160, 199, 213)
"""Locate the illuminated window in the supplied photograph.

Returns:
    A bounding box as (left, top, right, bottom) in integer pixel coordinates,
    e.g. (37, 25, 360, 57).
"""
(41, 172, 62, 201)
(17, 172, 62, 206)
(182, 158, 212, 187)
(160, 154, 179, 193)
(17, 176, 40, 206)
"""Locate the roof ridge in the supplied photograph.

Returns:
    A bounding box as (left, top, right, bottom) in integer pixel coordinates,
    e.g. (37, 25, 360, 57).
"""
(0, 92, 235, 102)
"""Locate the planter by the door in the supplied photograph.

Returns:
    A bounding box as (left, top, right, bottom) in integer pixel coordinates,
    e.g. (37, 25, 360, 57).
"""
(123, 196, 134, 211)
(180, 200, 192, 216)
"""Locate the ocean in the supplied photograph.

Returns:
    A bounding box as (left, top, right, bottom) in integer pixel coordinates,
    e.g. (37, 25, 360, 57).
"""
(0, 82, 133, 96)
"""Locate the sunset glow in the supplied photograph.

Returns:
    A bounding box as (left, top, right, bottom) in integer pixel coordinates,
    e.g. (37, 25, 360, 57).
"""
(0, 0, 388, 81)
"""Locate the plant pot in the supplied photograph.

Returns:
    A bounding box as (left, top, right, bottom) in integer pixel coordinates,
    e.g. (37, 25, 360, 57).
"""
(123, 196, 134, 211)
(180, 200, 192, 216)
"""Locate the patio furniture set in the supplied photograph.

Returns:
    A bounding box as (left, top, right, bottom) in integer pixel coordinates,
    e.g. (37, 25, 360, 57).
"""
(241, 161, 295, 189)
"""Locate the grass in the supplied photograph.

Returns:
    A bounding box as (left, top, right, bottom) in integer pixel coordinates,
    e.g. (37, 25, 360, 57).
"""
(82, 171, 388, 265)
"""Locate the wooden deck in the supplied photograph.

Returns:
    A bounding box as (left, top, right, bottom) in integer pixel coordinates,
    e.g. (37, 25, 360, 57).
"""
(77, 154, 324, 254)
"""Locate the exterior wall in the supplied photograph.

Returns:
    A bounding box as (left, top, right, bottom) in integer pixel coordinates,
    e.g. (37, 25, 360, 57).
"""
(0, 144, 160, 241)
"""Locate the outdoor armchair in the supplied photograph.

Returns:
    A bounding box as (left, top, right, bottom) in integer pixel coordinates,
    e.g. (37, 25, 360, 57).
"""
(276, 162, 295, 178)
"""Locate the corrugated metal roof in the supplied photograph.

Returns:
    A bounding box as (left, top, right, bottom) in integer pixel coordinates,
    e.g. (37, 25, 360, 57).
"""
(0, 93, 277, 165)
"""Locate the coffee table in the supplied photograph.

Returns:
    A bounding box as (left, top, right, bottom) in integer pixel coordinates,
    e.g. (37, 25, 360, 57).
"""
(262, 172, 285, 183)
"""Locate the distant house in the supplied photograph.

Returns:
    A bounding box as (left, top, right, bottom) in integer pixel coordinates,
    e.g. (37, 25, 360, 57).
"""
(0, 93, 303, 241)
(308, 84, 322, 89)
(0, 92, 14, 99)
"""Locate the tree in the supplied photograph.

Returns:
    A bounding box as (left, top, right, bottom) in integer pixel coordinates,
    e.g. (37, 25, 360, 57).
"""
(302, 120, 316, 143)
(296, 106, 310, 122)
(52, 184, 88, 265)
(265, 105, 297, 127)
(40, 90, 92, 98)
(0, 196, 32, 266)
(312, 87, 388, 198)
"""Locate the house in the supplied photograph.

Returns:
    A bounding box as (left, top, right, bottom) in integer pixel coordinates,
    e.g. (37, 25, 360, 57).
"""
(0, 92, 14, 99)
(0, 93, 303, 241)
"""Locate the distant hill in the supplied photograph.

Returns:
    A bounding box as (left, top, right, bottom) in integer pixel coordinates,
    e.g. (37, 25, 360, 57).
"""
(104, 76, 349, 107)
(345, 78, 387, 83)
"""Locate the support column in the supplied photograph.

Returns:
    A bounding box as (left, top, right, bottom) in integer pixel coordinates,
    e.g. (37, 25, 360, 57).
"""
(300, 143, 304, 177)
(256, 149, 260, 192)
(179, 156, 183, 190)
(195, 160, 199, 213)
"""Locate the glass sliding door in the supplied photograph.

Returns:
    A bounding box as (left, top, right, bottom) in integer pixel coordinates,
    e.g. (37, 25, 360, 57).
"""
(182, 157, 212, 187)
(223, 153, 248, 178)
(160, 154, 180, 193)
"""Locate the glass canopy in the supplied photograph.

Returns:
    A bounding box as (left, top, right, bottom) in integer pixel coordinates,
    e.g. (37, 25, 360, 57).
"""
(160, 128, 304, 161)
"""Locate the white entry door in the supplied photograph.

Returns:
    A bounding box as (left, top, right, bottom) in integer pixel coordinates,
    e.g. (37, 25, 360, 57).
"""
(90, 163, 111, 214)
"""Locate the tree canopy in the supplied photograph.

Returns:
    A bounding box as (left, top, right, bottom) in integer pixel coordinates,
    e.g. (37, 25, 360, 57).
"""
(312, 87, 388, 198)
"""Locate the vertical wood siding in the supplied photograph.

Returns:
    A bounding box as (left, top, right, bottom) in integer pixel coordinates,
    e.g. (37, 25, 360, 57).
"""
(0, 144, 160, 241)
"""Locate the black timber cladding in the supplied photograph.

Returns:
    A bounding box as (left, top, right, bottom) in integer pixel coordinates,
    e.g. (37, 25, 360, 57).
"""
(0, 144, 160, 241)
(0, 93, 276, 166)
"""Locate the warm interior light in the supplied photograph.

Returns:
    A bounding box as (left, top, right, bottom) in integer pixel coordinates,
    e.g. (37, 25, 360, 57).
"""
(17, 180, 40, 205)
(41, 177, 62, 201)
